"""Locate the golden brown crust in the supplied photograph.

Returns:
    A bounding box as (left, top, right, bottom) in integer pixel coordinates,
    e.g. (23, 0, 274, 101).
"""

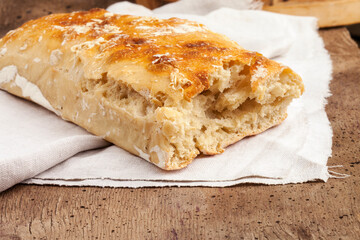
(1, 8, 302, 102)
(0, 9, 304, 170)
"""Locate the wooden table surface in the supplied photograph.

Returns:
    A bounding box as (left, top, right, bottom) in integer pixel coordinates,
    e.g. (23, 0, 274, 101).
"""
(1, 1, 360, 239)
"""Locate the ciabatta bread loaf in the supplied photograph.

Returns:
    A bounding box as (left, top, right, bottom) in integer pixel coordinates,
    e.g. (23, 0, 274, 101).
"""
(0, 9, 304, 170)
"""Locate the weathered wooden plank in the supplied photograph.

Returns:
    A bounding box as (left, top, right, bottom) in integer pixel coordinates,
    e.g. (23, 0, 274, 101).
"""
(262, 0, 360, 27)
(0, 0, 120, 37)
(1, 0, 360, 37)
(0, 0, 360, 238)
(0, 27, 359, 239)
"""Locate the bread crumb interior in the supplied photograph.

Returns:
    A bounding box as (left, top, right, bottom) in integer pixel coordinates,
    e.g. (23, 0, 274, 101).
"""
(79, 61, 302, 169)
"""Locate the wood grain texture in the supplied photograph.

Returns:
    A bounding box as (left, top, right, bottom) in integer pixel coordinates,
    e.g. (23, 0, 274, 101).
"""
(263, 0, 360, 27)
(0, 0, 360, 238)
(0, 0, 175, 37)
(0, 27, 359, 239)
(1, 0, 359, 37)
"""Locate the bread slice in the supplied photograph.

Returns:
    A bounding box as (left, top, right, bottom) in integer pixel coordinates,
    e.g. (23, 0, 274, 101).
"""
(0, 9, 304, 170)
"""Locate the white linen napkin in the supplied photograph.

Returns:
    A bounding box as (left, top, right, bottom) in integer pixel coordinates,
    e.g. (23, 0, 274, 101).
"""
(0, 0, 332, 192)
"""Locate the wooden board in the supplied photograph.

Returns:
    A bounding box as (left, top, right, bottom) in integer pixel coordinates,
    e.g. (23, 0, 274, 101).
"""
(1, 26, 360, 240)
(0, 0, 118, 37)
(1, 0, 359, 35)
(263, 0, 360, 28)
(0, 1, 360, 238)
(0, 0, 176, 37)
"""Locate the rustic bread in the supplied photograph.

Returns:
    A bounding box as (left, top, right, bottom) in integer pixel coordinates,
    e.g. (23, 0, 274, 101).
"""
(0, 9, 304, 170)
